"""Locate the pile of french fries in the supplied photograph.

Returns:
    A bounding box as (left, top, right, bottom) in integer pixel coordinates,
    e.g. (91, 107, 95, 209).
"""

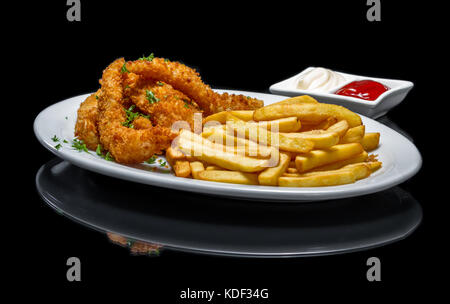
(166, 95, 382, 187)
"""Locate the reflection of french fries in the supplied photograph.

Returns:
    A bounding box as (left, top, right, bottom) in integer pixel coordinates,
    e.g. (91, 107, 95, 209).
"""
(178, 130, 270, 172)
(279, 163, 371, 187)
(361, 132, 380, 151)
(295, 143, 364, 172)
(254, 103, 362, 127)
(225, 120, 314, 153)
(282, 130, 340, 149)
(341, 125, 365, 144)
(198, 170, 259, 185)
(258, 152, 290, 186)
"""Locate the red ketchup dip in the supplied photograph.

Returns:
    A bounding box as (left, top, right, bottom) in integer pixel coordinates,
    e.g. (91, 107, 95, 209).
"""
(335, 80, 389, 101)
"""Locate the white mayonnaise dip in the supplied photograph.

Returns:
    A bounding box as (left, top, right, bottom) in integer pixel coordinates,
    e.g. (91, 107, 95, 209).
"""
(296, 67, 346, 92)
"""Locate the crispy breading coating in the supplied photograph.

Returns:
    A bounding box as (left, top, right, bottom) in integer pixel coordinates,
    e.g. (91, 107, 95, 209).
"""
(74, 90, 101, 150)
(75, 56, 264, 164)
(126, 58, 263, 115)
(97, 58, 175, 164)
(123, 74, 201, 129)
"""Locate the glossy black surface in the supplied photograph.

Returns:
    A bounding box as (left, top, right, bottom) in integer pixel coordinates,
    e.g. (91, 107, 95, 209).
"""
(36, 158, 422, 257)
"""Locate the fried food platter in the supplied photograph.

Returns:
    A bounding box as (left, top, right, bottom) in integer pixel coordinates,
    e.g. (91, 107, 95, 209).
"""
(34, 89, 421, 202)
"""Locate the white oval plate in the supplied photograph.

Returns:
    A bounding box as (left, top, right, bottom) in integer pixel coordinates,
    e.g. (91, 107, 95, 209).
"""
(34, 90, 422, 202)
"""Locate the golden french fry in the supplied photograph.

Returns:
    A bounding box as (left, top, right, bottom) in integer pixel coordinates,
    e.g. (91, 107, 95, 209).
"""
(248, 117, 302, 132)
(310, 151, 368, 172)
(203, 111, 229, 124)
(341, 125, 365, 144)
(225, 120, 314, 153)
(267, 95, 319, 107)
(338, 162, 381, 173)
(225, 113, 302, 133)
(198, 170, 259, 185)
(300, 117, 338, 131)
(295, 143, 364, 172)
(361, 132, 380, 151)
(365, 161, 382, 172)
(189, 161, 205, 179)
(338, 163, 372, 180)
(178, 130, 270, 172)
(282, 173, 301, 177)
(203, 110, 255, 124)
(279, 163, 371, 187)
(201, 127, 277, 158)
(229, 110, 254, 121)
(253, 103, 362, 127)
(282, 130, 340, 149)
(165, 146, 186, 166)
(326, 120, 349, 137)
(279, 170, 355, 187)
(206, 165, 224, 170)
(183, 99, 382, 187)
(258, 152, 291, 186)
(174, 161, 191, 177)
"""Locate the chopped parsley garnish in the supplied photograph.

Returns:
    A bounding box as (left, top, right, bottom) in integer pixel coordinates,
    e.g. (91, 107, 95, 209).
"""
(122, 105, 149, 128)
(121, 63, 129, 74)
(184, 103, 189, 108)
(95, 95, 99, 99)
(160, 160, 167, 167)
(138, 53, 155, 61)
(157, 81, 164, 86)
(104, 152, 114, 161)
(122, 105, 138, 128)
(51, 135, 59, 142)
(164, 58, 169, 62)
(145, 155, 157, 164)
(96, 144, 114, 161)
(63, 139, 68, 143)
(146, 90, 160, 104)
(72, 138, 89, 153)
(55, 144, 62, 150)
(96, 144, 103, 156)
(247, 96, 251, 99)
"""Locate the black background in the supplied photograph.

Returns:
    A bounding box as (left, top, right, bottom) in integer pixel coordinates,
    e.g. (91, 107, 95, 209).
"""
(8, 0, 446, 298)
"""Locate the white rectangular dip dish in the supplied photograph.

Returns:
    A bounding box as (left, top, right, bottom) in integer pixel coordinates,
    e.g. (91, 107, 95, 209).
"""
(269, 67, 414, 119)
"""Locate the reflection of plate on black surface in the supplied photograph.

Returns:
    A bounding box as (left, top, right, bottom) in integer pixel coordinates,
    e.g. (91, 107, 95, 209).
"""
(36, 158, 422, 257)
